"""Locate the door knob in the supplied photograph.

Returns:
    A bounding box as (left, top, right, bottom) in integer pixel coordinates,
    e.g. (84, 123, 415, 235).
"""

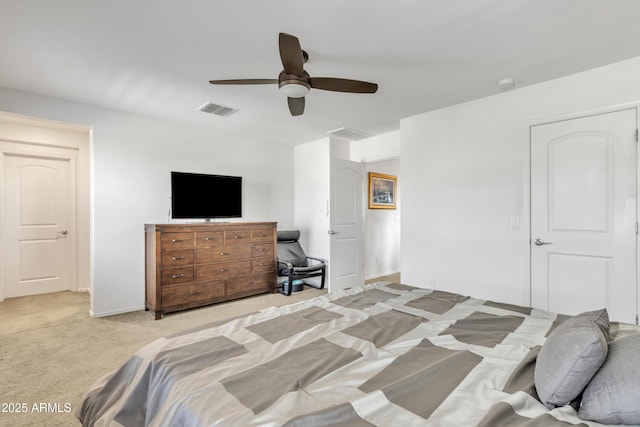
(59, 230, 68, 236)
(533, 238, 552, 246)
(328, 230, 340, 235)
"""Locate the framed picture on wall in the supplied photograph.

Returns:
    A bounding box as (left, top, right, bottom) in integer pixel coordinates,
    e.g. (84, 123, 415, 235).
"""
(368, 172, 397, 209)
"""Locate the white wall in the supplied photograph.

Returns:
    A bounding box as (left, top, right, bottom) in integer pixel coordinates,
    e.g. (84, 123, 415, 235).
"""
(401, 56, 640, 307)
(0, 87, 295, 317)
(293, 138, 330, 262)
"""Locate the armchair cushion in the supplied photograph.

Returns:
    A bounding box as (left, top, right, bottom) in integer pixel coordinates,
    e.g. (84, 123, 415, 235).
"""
(278, 243, 307, 268)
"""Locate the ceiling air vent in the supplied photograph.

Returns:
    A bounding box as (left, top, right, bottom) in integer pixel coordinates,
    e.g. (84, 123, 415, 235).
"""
(326, 127, 372, 141)
(197, 102, 238, 117)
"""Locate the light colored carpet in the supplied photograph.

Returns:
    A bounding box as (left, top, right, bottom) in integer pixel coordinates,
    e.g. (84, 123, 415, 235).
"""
(0, 287, 328, 426)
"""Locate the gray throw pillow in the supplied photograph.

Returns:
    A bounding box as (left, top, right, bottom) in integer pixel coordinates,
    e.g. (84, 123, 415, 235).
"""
(534, 309, 609, 408)
(578, 333, 640, 424)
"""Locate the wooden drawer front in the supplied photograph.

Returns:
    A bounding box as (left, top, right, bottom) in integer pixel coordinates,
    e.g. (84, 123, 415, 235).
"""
(226, 272, 275, 295)
(196, 245, 251, 264)
(196, 231, 225, 247)
(197, 260, 251, 281)
(161, 249, 194, 267)
(225, 230, 251, 245)
(160, 232, 195, 249)
(162, 280, 225, 307)
(252, 242, 274, 258)
(251, 228, 273, 243)
(252, 257, 275, 273)
(161, 267, 194, 286)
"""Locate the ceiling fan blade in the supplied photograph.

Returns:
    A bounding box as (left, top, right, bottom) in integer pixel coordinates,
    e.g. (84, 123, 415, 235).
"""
(209, 79, 278, 85)
(309, 77, 378, 93)
(287, 97, 305, 116)
(279, 33, 304, 76)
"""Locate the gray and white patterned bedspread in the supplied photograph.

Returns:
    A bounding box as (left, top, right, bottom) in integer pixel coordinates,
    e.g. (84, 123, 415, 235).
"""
(76, 282, 634, 426)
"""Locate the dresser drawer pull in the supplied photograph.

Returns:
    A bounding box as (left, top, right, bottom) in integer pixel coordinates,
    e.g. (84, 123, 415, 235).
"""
(259, 263, 269, 267)
(172, 256, 185, 261)
(220, 252, 229, 256)
(258, 234, 266, 237)
(220, 269, 227, 272)
(171, 273, 185, 279)
(171, 239, 185, 243)
(258, 248, 266, 252)
(189, 290, 202, 295)
(233, 235, 242, 239)
(248, 280, 256, 285)
(204, 237, 214, 241)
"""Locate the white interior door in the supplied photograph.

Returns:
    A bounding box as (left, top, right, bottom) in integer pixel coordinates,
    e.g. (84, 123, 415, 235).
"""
(530, 109, 637, 323)
(4, 153, 76, 298)
(329, 157, 364, 292)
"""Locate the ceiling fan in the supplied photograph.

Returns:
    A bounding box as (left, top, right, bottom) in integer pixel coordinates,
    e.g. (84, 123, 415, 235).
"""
(209, 33, 378, 116)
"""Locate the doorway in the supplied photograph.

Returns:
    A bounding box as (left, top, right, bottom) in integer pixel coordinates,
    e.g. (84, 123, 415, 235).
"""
(0, 112, 90, 302)
(530, 108, 637, 323)
(364, 158, 401, 283)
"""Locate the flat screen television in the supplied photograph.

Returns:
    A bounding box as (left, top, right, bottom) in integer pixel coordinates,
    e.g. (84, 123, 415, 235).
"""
(171, 171, 242, 220)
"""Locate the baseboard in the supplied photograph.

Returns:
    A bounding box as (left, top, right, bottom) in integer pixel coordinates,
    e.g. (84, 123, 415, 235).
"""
(90, 304, 145, 318)
(77, 287, 90, 293)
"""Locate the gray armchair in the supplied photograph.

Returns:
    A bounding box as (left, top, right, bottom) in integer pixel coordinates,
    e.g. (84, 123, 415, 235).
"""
(277, 230, 326, 296)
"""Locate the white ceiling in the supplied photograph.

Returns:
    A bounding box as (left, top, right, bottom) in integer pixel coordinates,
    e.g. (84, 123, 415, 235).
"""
(2, 0, 640, 146)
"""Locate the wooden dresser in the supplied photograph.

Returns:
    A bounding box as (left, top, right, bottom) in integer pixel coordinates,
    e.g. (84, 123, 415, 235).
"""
(145, 222, 277, 319)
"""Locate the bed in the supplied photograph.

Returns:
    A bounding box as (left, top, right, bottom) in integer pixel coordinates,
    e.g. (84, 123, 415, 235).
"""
(77, 282, 640, 426)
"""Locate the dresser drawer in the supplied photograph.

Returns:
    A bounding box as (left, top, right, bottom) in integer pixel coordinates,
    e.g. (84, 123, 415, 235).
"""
(196, 245, 251, 264)
(162, 280, 225, 307)
(161, 266, 194, 286)
(252, 257, 275, 273)
(197, 260, 251, 281)
(196, 231, 225, 247)
(226, 272, 275, 296)
(251, 228, 273, 243)
(252, 242, 273, 258)
(160, 232, 195, 249)
(224, 230, 251, 245)
(161, 249, 194, 267)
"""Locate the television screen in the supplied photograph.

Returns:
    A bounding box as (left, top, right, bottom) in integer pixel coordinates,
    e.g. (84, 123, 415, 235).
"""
(171, 172, 242, 220)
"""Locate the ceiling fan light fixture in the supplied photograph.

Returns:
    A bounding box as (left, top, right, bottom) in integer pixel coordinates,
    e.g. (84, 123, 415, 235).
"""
(279, 82, 310, 98)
